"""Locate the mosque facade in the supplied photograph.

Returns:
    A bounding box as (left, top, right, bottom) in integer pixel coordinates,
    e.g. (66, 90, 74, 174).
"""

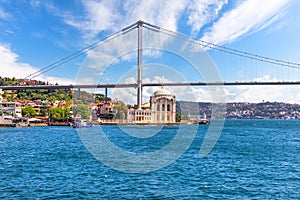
(127, 88, 176, 124)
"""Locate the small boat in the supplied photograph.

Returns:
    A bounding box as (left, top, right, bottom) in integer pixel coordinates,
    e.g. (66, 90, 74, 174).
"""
(198, 119, 210, 124)
(199, 112, 210, 124)
(72, 120, 93, 128)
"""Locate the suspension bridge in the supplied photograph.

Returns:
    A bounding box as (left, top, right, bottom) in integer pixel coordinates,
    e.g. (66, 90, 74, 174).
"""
(1, 20, 300, 106)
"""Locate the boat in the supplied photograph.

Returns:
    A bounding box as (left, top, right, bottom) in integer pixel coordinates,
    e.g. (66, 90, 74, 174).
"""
(199, 113, 210, 124)
(198, 119, 210, 124)
(72, 120, 94, 128)
(0, 116, 17, 127)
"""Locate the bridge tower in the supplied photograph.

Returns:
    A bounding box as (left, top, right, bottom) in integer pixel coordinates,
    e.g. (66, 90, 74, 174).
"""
(137, 20, 143, 109)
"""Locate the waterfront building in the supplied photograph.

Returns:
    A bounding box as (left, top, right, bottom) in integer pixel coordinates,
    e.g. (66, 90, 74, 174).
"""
(97, 102, 115, 120)
(127, 107, 151, 123)
(127, 88, 176, 124)
(0, 102, 22, 118)
(150, 88, 176, 123)
(0, 101, 25, 126)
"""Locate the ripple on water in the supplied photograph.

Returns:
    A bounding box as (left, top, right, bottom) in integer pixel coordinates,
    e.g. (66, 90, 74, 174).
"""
(0, 121, 300, 199)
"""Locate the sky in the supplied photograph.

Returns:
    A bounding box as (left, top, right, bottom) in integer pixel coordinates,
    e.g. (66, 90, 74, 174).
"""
(1, 0, 300, 103)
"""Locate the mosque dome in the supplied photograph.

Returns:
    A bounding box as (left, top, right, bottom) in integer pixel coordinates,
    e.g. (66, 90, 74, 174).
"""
(154, 88, 172, 96)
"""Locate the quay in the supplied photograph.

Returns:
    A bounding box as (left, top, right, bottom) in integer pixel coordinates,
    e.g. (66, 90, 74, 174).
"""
(0, 122, 16, 127)
(99, 121, 180, 126)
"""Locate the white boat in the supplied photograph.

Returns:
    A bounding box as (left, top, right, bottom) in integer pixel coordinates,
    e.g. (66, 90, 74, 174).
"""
(72, 120, 93, 128)
(199, 113, 210, 124)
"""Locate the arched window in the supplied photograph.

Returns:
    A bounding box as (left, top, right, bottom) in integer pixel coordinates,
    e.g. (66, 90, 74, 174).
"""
(157, 104, 160, 111)
(162, 104, 165, 111)
(167, 104, 170, 111)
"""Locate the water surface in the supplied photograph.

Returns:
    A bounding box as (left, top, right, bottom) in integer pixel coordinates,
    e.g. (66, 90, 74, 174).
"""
(0, 120, 299, 199)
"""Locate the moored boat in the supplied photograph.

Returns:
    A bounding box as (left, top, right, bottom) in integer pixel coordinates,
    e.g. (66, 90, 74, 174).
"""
(198, 112, 210, 124)
(198, 119, 210, 124)
(72, 120, 93, 128)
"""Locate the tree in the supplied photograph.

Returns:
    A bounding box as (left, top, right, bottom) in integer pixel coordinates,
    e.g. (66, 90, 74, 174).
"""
(176, 113, 189, 122)
(113, 101, 128, 120)
(65, 99, 73, 108)
(49, 108, 61, 121)
(40, 108, 48, 117)
(7, 96, 14, 102)
(72, 104, 90, 119)
(94, 93, 111, 103)
(49, 107, 71, 122)
(32, 93, 42, 100)
(17, 92, 28, 100)
(47, 95, 57, 105)
(22, 106, 37, 118)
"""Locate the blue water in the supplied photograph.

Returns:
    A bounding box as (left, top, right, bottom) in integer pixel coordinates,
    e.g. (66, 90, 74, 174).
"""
(0, 120, 299, 199)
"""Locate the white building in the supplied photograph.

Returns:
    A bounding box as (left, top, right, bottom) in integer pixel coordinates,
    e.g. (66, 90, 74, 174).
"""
(127, 88, 176, 124)
(0, 102, 22, 118)
(127, 108, 151, 123)
(150, 88, 176, 123)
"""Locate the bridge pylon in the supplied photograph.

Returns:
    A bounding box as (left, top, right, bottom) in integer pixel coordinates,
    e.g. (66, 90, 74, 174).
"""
(137, 20, 143, 109)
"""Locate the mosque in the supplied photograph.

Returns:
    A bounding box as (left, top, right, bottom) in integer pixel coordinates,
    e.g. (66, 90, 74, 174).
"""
(127, 87, 176, 124)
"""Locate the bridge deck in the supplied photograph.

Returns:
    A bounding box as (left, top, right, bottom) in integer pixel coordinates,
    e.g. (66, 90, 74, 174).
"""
(1, 81, 300, 90)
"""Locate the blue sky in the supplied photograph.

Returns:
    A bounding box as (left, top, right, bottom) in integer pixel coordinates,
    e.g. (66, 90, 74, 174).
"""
(1, 0, 300, 103)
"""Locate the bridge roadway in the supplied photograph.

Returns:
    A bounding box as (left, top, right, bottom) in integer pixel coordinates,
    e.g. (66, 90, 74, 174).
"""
(1, 81, 300, 90)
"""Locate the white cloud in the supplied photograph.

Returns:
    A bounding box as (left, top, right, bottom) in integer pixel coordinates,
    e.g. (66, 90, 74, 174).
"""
(30, 0, 40, 8)
(62, 0, 230, 40)
(64, 0, 120, 39)
(58, 0, 291, 53)
(187, 0, 227, 36)
(42, 76, 74, 85)
(122, 0, 187, 31)
(227, 85, 300, 104)
(0, 6, 10, 19)
(63, 0, 188, 39)
(0, 44, 38, 78)
(0, 44, 73, 85)
(201, 0, 292, 44)
(226, 75, 300, 103)
(62, 0, 291, 46)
